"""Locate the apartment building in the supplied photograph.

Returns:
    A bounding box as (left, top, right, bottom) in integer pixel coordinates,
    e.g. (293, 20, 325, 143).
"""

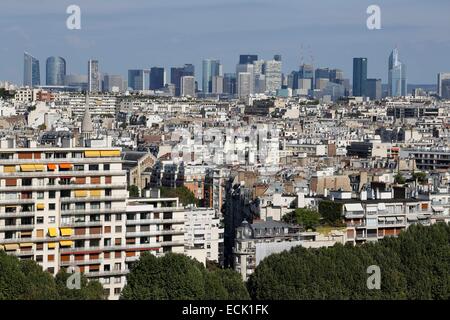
(0, 141, 127, 298)
(233, 220, 345, 281)
(183, 207, 224, 265)
(0, 138, 188, 299)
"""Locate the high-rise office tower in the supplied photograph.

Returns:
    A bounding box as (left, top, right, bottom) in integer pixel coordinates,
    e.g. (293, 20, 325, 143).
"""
(171, 64, 195, 96)
(150, 67, 165, 90)
(88, 59, 100, 93)
(438, 73, 450, 99)
(353, 58, 368, 97)
(264, 59, 282, 93)
(237, 72, 252, 98)
(298, 64, 314, 91)
(212, 76, 224, 94)
(329, 69, 344, 83)
(103, 74, 124, 92)
(239, 54, 258, 65)
(315, 68, 330, 89)
(46, 57, 66, 86)
(223, 73, 237, 95)
(366, 78, 382, 100)
(388, 48, 407, 97)
(23, 52, 40, 87)
(202, 59, 222, 94)
(236, 63, 254, 95)
(128, 69, 150, 91)
(181, 76, 195, 97)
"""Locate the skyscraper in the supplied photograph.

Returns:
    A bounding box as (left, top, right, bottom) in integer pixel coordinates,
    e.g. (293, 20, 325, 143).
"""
(223, 73, 237, 95)
(23, 52, 40, 87)
(239, 54, 258, 65)
(128, 69, 150, 91)
(264, 59, 282, 93)
(181, 76, 195, 97)
(212, 76, 224, 94)
(388, 48, 407, 97)
(103, 74, 124, 92)
(298, 64, 314, 91)
(46, 57, 66, 86)
(150, 67, 165, 90)
(202, 59, 222, 94)
(237, 72, 252, 98)
(366, 78, 382, 100)
(329, 69, 344, 83)
(88, 59, 100, 93)
(438, 73, 450, 99)
(315, 68, 330, 89)
(171, 64, 195, 96)
(353, 58, 368, 97)
(236, 63, 254, 95)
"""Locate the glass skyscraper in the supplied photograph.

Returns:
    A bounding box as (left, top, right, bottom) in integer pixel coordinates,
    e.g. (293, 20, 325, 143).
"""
(150, 67, 165, 90)
(128, 69, 150, 91)
(23, 52, 40, 87)
(388, 48, 407, 97)
(353, 58, 368, 97)
(46, 56, 66, 86)
(202, 59, 222, 93)
(298, 64, 314, 91)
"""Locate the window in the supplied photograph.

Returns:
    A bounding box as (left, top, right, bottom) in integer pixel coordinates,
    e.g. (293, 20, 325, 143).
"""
(74, 164, 84, 171)
(49, 216, 55, 223)
(105, 189, 112, 196)
(36, 255, 43, 262)
(75, 203, 85, 210)
(36, 217, 44, 224)
(115, 251, 121, 259)
(37, 192, 44, 199)
(115, 214, 122, 221)
(48, 255, 55, 262)
(114, 277, 121, 284)
(115, 226, 122, 233)
(104, 238, 111, 246)
(49, 191, 56, 199)
(104, 226, 111, 233)
(114, 288, 121, 295)
(103, 278, 110, 284)
(114, 263, 121, 271)
(104, 264, 111, 271)
(48, 178, 55, 186)
(105, 213, 111, 221)
(89, 164, 99, 171)
(114, 238, 121, 246)
(90, 202, 100, 210)
(49, 203, 56, 211)
(36, 243, 44, 251)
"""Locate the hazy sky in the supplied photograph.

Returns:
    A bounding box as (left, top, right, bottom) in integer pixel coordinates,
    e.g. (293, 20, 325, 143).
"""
(1, 0, 449, 84)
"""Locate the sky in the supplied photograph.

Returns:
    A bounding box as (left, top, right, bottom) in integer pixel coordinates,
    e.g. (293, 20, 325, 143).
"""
(1, 0, 450, 85)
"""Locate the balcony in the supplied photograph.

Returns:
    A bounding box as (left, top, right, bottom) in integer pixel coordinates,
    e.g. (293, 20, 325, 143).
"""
(0, 170, 126, 178)
(125, 218, 186, 226)
(1, 183, 127, 193)
(60, 196, 127, 203)
(125, 230, 185, 237)
(0, 211, 36, 218)
(0, 158, 123, 165)
(60, 259, 104, 267)
(84, 270, 129, 278)
(61, 208, 125, 216)
(0, 224, 34, 231)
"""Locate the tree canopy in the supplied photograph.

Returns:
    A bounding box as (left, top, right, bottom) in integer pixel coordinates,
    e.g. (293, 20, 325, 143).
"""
(0, 251, 105, 300)
(120, 253, 249, 300)
(283, 208, 321, 231)
(247, 223, 450, 300)
(160, 186, 199, 206)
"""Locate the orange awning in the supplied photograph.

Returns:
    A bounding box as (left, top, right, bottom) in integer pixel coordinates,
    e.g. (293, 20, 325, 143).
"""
(47, 164, 57, 170)
(59, 163, 73, 169)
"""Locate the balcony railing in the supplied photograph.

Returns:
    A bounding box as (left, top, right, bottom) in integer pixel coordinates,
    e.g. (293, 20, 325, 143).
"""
(0, 183, 127, 192)
(125, 230, 185, 238)
(0, 224, 35, 231)
(125, 218, 186, 225)
(60, 259, 104, 267)
(60, 196, 127, 203)
(0, 170, 126, 178)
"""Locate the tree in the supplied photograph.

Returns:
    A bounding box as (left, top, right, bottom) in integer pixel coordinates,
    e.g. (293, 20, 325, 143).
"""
(248, 223, 450, 300)
(394, 173, 406, 185)
(0, 251, 105, 300)
(160, 186, 198, 206)
(283, 208, 320, 231)
(120, 253, 249, 300)
(318, 200, 344, 226)
(412, 172, 427, 185)
(128, 185, 140, 198)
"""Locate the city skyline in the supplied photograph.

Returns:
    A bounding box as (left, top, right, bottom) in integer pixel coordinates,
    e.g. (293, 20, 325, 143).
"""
(1, 0, 450, 84)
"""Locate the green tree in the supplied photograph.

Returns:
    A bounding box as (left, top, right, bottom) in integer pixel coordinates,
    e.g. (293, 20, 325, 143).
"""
(394, 173, 406, 184)
(128, 185, 140, 198)
(248, 223, 450, 300)
(55, 269, 105, 300)
(120, 253, 249, 300)
(318, 200, 344, 226)
(160, 186, 198, 206)
(283, 208, 320, 231)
